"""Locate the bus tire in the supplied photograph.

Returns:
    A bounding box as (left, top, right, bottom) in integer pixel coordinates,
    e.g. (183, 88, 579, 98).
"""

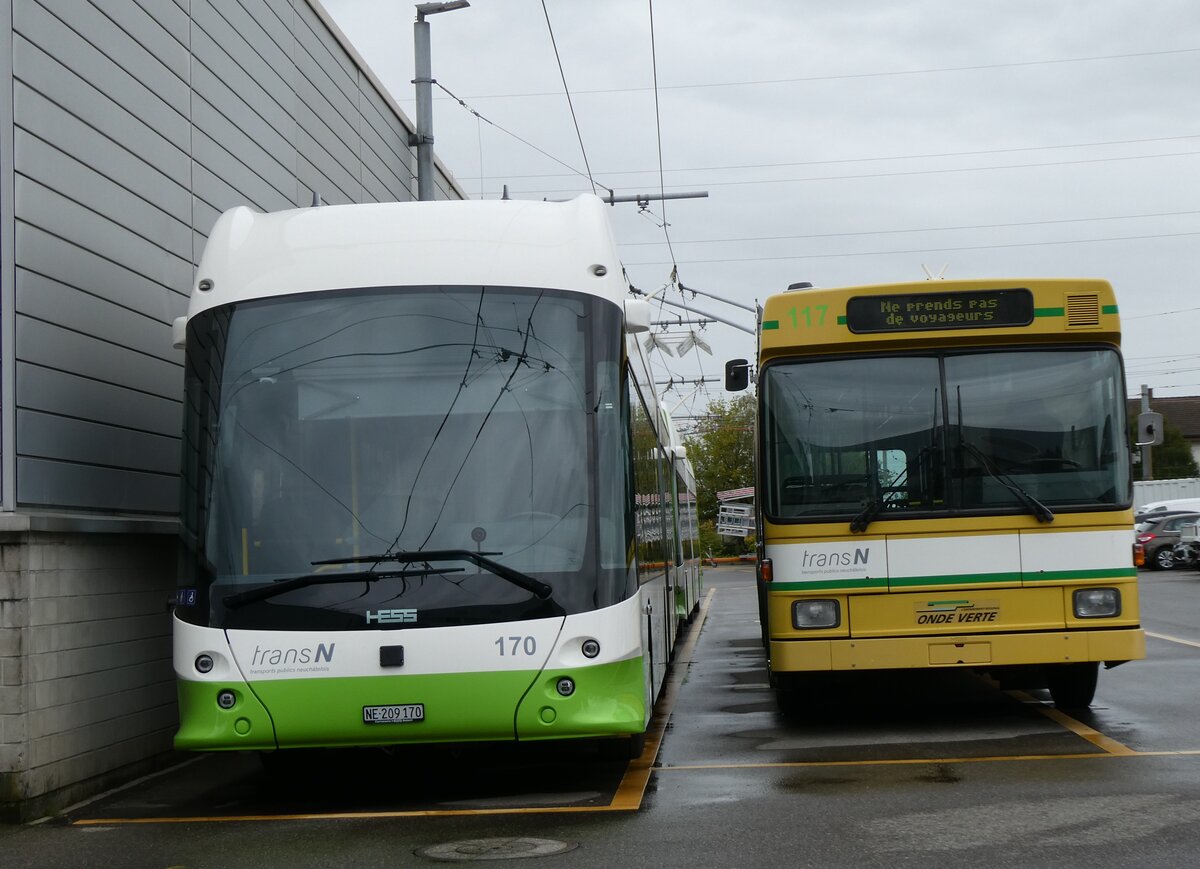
(1047, 662, 1099, 709)
(775, 675, 805, 718)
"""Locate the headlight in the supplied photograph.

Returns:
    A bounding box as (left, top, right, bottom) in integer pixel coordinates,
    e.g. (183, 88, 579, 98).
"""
(1074, 588, 1121, 619)
(792, 599, 840, 629)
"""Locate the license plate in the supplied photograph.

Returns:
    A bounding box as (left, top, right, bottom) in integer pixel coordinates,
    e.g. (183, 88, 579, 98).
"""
(362, 704, 424, 724)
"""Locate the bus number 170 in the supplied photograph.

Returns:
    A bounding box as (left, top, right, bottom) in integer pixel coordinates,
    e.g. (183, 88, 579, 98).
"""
(495, 636, 537, 656)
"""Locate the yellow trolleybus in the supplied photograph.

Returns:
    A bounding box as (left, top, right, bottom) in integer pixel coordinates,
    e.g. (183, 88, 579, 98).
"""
(726, 278, 1144, 710)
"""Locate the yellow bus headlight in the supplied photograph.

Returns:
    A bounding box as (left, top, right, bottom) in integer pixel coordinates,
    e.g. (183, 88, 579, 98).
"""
(1073, 588, 1121, 619)
(792, 599, 840, 629)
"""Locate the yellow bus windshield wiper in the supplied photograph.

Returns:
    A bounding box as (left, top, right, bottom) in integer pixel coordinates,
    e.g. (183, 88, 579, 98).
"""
(960, 440, 1055, 523)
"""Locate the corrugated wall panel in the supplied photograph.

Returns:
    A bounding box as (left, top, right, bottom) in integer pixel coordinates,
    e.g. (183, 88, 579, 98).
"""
(16, 131, 192, 261)
(293, 109, 362, 203)
(18, 411, 179, 477)
(16, 176, 191, 291)
(16, 3, 189, 142)
(9, 0, 461, 514)
(16, 319, 181, 401)
(17, 365, 180, 438)
(17, 270, 179, 364)
(16, 457, 177, 513)
(189, 99, 297, 206)
(190, 5, 296, 129)
(15, 224, 184, 327)
(12, 39, 191, 187)
(131, 0, 189, 48)
(38, 0, 188, 95)
(15, 85, 191, 220)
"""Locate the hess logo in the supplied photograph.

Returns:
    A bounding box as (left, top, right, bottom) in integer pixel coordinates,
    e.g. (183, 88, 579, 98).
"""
(365, 609, 417, 624)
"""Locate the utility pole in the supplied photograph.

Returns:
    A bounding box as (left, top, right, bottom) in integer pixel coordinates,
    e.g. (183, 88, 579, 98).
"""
(413, 2, 469, 201)
(1141, 384, 1154, 480)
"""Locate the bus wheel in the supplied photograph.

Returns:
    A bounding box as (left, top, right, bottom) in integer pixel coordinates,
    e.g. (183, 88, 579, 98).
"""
(774, 675, 805, 718)
(1047, 662, 1099, 709)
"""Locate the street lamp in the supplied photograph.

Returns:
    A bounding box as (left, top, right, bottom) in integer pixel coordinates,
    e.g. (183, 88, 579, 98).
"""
(414, 1, 470, 201)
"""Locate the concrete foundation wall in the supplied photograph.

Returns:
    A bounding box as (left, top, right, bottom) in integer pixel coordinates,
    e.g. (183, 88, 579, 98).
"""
(0, 520, 176, 822)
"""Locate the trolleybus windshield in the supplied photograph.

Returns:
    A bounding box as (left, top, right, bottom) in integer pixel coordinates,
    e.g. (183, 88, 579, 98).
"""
(178, 286, 633, 631)
(762, 346, 1128, 522)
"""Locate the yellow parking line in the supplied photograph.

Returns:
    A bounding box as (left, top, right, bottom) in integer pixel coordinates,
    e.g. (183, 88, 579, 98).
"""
(1146, 630, 1200, 650)
(658, 752, 1128, 772)
(610, 587, 715, 810)
(657, 748, 1200, 774)
(1005, 689, 1137, 755)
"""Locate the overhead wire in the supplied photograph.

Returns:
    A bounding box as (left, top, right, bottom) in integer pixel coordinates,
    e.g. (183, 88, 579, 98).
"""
(448, 47, 1200, 100)
(623, 230, 1200, 267)
(620, 210, 1200, 248)
(647, 0, 676, 272)
(466, 133, 1200, 181)
(540, 0, 597, 195)
(645, 0, 712, 415)
(500, 149, 1200, 198)
(434, 80, 613, 198)
(434, 81, 590, 191)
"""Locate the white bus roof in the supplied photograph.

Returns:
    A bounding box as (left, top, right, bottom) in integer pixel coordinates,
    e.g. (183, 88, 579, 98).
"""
(188, 195, 626, 318)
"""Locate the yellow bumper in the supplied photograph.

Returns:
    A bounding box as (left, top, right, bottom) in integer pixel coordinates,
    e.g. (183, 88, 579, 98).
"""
(770, 627, 1145, 672)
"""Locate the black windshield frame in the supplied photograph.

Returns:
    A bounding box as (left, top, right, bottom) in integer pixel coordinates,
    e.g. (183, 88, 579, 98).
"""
(176, 285, 635, 630)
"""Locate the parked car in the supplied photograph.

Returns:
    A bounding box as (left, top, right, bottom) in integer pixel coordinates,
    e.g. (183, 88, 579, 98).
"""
(1133, 510, 1199, 541)
(1137, 512, 1200, 570)
(1135, 498, 1200, 523)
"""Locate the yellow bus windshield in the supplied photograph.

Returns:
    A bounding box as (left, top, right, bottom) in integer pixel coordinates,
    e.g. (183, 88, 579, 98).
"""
(761, 346, 1128, 523)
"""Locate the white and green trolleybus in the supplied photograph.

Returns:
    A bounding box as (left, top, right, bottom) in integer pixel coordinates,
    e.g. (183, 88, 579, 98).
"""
(171, 195, 701, 758)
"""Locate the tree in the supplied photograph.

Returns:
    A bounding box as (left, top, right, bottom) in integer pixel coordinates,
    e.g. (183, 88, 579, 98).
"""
(1129, 415, 1200, 480)
(683, 394, 755, 552)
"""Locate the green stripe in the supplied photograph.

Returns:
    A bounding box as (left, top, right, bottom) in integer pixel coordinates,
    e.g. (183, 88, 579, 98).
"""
(1034, 307, 1064, 318)
(1102, 304, 1118, 314)
(890, 571, 1023, 588)
(762, 320, 780, 330)
(836, 315, 847, 325)
(1023, 567, 1137, 583)
(770, 578, 887, 592)
(766, 568, 1135, 596)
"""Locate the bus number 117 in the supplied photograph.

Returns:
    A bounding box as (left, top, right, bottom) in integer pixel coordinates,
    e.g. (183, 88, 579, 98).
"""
(789, 305, 827, 328)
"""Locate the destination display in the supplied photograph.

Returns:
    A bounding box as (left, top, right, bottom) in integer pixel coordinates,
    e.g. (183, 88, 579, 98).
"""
(845, 288, 1034, 333)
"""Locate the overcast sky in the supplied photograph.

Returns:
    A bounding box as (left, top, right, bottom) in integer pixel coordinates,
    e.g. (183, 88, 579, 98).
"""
(321, 0, 1200, 422)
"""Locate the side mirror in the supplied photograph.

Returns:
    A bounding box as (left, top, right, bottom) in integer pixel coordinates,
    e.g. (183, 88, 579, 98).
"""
(725, 358, 749, 392)
(624, 299, 651, 334)
(172, 316, 187, 350)
(1135, 411, 1164, 447)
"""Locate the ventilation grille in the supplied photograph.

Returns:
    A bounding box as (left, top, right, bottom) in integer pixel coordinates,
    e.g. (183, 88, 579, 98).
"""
(1065, 293, 1101, 328)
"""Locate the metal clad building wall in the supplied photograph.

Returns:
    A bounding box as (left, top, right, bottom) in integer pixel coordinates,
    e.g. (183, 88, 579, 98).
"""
(8, 0, 440, 515)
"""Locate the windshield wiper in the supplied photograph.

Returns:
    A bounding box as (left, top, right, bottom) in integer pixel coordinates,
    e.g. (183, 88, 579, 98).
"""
(223, 567, 459, 610)
(960, 441, 1054, 523)
(850, 499, 882, 533)
(312, 549, 555, 600)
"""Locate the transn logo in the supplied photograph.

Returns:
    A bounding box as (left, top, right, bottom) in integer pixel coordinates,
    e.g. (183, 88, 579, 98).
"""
(365, 609, 418, 624)
(801, 547, 870, 568)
